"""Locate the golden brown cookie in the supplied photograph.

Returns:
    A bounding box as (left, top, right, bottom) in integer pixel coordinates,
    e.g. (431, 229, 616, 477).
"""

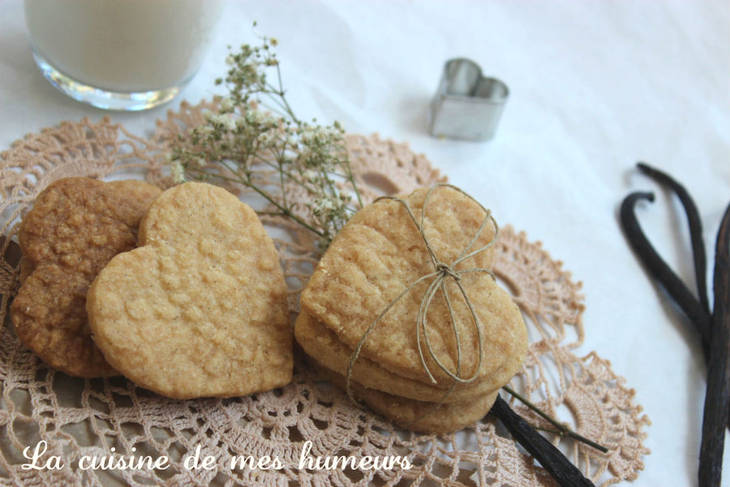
(18, 256, 33, 283)
(10, 177, 161, 377)
(301, 186, 528, 387)
(295, 311, 509, 403)
(311, 359, 497, 434)
(87, 182, 292, 399)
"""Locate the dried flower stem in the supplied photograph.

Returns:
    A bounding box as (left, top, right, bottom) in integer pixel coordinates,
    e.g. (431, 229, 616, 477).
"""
(502, 385, 608, 453)
(170, 30, 361, 250)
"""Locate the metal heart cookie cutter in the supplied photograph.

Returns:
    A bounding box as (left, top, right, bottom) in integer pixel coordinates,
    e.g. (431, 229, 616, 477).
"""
(429, 58, 509, 142)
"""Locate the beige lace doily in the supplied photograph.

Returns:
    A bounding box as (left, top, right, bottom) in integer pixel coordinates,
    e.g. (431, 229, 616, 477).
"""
(0, 102, 650, 487)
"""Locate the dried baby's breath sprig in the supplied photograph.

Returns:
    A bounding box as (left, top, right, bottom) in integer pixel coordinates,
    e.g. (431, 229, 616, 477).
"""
(169, 28, 361, 250)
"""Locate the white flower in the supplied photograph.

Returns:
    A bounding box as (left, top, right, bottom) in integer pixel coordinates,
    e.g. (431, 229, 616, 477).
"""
(244, 108, 276, 126)
(223, 114, 238, 131)
(256, 130, 271, 144)
(196, 125, 214, 137)
(313, 197, 336, 214)
(219, 97, 234, 112)
(209, 113, 237, 131)
(170, 160, 185, 184)
(304, 170, 318, 183)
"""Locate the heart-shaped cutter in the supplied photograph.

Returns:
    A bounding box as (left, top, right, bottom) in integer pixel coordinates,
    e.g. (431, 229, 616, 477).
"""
(429, 58, 509, 142)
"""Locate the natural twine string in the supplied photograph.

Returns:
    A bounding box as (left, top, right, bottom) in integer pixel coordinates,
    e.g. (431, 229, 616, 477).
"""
(345, 184, 499, 403)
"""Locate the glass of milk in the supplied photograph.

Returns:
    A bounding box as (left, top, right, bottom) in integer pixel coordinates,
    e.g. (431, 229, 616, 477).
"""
(24, 0, 224, 111)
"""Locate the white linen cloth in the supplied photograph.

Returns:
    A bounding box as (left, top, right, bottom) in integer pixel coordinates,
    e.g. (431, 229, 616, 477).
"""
(0, 1, 729, 485)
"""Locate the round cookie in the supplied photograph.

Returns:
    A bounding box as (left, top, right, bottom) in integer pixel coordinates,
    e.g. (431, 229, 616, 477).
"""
(10, 177, 161, 377)
(86, 182, 292, 399)
(301, 186, 528, 386)
(295, 311, 513, 403)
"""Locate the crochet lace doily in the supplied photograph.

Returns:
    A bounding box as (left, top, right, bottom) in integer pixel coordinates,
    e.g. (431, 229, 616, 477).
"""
(0, 101, 649, 487)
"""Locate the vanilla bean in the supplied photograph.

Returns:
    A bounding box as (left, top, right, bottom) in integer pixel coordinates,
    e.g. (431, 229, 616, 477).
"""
(620, 191, 712, 356)
(698, 203, 730, 487)
(636, 162, 710, 315)
(490, 396, 595, 487)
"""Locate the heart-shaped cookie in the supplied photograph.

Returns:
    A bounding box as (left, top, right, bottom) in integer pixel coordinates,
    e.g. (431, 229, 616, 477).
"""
(301, 185, 527, 388)
(10, 178, 161, 377)
(86, 182, 291, 399)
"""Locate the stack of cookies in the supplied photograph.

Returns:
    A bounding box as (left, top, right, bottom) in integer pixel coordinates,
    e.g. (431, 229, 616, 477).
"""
(296, 186, 528, 433)
(11, 178, 293, 399)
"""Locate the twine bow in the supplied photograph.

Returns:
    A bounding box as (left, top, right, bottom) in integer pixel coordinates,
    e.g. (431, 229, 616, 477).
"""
(345, 184, 499, 402)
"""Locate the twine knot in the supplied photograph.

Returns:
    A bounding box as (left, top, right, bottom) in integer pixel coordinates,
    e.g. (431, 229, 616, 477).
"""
(435, 262, 460, 281)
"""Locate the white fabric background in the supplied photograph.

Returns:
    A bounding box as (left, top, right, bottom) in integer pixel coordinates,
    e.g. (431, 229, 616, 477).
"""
(1, 1, 729, 485)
